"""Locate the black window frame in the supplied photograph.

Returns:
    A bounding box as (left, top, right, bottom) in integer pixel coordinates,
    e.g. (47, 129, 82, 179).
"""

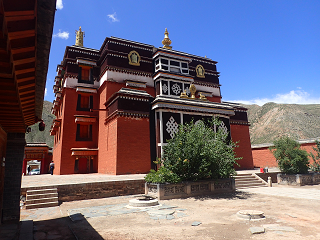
(76, 124, 93, 141)
(78, 66, 94, 84)
(76, 94, 93, 111)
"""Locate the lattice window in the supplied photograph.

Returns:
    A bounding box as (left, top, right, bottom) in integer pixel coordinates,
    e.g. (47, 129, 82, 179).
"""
(166, 116, 179, 138)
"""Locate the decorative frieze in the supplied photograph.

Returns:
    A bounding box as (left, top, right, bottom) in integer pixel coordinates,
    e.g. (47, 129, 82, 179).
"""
(145, 178, 235, 200)
(277, 173, 320, 186)
(69, 48, 100, 56)
(107, 39, 153, 52)
(103, 66, 152, 77)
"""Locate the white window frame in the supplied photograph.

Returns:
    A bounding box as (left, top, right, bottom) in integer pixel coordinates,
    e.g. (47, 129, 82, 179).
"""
(155, 57, 189, 75)
(160, 79, 191, 97)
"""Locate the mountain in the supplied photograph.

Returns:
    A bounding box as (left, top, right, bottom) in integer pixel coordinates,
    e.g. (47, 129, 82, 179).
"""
(243, 102, 320, 144)
(25, 101, 55, 147)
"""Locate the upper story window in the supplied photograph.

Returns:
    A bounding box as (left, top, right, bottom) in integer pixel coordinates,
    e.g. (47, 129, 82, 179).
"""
(81, 67, 90, 81)
(155, 57, 189, 74)
(78, 65, 93, 84)
(77, 94, 93, 111)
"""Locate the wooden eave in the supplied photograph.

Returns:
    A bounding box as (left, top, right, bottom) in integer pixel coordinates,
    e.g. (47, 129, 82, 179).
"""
(0, 0, 56, 132)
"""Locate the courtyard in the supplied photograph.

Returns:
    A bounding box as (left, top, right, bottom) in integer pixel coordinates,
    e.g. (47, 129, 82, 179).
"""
(17, 183, 320, 240)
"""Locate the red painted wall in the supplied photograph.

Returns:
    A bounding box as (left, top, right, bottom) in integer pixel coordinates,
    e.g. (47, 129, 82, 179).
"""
(116, 117, 151, 174)
(252, 142, 319, 168)
(97, 81, 153, 174)
(53, 87, 99, 174)
(230, 124, 254, 169)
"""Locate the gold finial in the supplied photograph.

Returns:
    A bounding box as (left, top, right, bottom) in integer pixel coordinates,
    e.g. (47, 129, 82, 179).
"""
(162, 28, 172, 49)
(75, 26, 85, 47)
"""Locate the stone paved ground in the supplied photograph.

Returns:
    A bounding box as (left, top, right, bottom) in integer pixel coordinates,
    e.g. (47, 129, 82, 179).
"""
(20, 184, 320, 240)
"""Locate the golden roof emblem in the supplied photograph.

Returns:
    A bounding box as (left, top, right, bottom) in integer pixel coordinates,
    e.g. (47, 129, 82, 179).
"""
(162, 28, 172, 49)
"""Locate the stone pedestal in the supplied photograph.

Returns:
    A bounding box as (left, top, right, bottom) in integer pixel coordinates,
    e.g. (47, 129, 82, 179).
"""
(145, 178, 235, 200)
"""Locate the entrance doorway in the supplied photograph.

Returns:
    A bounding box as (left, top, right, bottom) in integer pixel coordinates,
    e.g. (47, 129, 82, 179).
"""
(78, 157, 88, 174)
(26, 160, 41, 175)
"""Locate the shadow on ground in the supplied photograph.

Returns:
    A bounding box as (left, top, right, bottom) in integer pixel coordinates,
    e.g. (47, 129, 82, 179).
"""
(194, 190, 253, 201)
(32, 214, 103, 240)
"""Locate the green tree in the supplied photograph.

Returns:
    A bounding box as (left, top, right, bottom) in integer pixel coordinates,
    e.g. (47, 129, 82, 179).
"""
(145, 118, 240, 183)
(269, 137, 309, 174)
(310, 140, 320, 172)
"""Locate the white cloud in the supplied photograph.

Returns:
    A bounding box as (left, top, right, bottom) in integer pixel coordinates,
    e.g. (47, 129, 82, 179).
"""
(53, 30, 69, 39)
(45, 88, 47, 97)
(107, 12, 119, 22)
(228, 90, 320, 106)
(56, 0, 63, 10)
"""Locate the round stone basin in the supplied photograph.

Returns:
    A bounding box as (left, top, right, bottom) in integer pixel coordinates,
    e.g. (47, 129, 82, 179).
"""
(237, 210, 265, 220)
(128, 195, 159, 207)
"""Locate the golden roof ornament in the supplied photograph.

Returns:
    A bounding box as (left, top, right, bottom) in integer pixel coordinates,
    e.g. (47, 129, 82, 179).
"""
(162, 28, 172, 49)
(75, 26, 85, 47)
(189, 84, 196, 99)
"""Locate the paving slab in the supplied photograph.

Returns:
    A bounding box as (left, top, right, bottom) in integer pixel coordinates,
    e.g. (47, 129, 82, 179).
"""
(249, 227, 265, 234)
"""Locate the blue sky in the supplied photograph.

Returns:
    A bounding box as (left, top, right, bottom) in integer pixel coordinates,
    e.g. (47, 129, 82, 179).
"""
(46, 0, 320, 106)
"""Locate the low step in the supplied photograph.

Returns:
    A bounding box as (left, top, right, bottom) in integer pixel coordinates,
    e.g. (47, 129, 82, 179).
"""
(235, 174, 267, 189)
(26, 192, 58, 200)
(25, 187, 58, 209)
(26, 197, 58, 205)
(26, 188, 57, 195)
(26, 201, 59, 210)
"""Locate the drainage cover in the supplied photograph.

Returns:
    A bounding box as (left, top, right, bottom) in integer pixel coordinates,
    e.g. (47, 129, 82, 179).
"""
(237, 210, 265, 220)
(128, 195, 159, 207)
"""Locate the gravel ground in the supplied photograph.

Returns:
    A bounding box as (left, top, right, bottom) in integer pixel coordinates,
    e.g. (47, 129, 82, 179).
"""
(20, 185, 320, 240)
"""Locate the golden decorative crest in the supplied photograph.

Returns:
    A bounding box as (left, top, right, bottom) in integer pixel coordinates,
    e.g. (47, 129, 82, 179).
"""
(180, 90, 188, 99)
(189, 84, 196, 99)
(75, 26, 85, 47)
(162, 28, 172, 49)
(128, 50, 141, 66)
(199, 93, 207, 101)
(196, 65, 205, 78)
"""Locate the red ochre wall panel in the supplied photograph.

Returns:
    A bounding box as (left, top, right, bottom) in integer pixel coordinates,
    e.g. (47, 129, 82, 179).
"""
(116, 117, 151, 174)
(206, 96, 221, 103)
(98, 116, 118, 174)
(53, 88, 99, 174)
(230, 124, 254, 169)
(252, 142, 319, 168)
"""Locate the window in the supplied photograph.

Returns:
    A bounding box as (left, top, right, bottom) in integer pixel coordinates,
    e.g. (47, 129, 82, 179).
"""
(155, 57, 189, 74)
(160, 80, 191, 97)
(77, 94, 93, 111)
(81, 67, 90, 81)
(78, 66, 93, 84)
(76, 124, 92, 141)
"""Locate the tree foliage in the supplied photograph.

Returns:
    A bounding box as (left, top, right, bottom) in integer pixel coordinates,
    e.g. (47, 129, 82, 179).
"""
(145, 118, 241, 183)
(269, 136, 309, 174)
(310, 140, 320, 172)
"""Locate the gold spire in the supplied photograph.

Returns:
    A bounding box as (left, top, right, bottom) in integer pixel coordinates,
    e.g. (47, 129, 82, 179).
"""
(162, 28, 172, 49)
(75, 26, 85, 47)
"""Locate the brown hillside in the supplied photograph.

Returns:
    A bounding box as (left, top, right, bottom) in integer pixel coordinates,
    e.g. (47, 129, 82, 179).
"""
(243, 103, 320, 144)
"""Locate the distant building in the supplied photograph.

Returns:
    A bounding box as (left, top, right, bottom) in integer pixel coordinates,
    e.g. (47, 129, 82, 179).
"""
(50, 28, 254, 175)
(23, 143, 52, 175)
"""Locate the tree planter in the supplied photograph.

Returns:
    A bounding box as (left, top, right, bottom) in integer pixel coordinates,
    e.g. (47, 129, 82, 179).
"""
(145, 178, 235, 200)
(277, 173, 320, 186)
